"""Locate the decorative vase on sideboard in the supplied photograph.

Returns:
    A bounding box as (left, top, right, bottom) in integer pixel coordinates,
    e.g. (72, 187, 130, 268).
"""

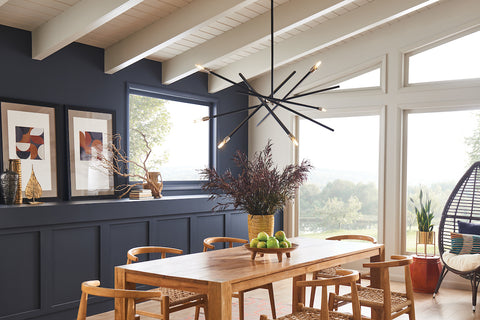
(0, 169, 18, 205)
(247, 214, 274, 241)
(9, 159, 22, 204)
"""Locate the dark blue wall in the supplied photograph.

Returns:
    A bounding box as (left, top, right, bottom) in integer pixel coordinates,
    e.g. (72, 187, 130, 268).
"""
(0, 25, 284, 320)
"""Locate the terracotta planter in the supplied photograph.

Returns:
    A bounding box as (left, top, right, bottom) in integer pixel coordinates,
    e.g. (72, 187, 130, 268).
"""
(248, 214, 274, 241)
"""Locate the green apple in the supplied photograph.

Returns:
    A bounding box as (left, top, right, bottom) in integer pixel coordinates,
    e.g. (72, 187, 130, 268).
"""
(250, 238, 259, 248)
(275, 230, 286, 242)
(257, 231, 269, 242)
(266, 237, 280, 248)
(257, 241, 267, 248)
(279, 241, 288, 248)
(284, 239, 292, 248)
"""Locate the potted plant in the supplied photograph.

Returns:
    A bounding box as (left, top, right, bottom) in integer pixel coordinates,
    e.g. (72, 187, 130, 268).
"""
(410, 189, 435, 249)
(200, 140, 312, 240)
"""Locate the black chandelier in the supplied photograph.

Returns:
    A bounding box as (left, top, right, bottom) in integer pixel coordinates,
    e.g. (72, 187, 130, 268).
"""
(196, 0, 337, 149)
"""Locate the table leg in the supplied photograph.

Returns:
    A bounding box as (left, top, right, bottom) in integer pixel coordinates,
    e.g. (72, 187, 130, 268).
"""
(208, 282, 232, 320)
(292, 274, 306, 313)
(114, 267, 135, 320)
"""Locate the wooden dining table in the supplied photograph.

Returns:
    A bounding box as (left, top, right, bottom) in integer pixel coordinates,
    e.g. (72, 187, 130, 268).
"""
(114, 237, 384, 320)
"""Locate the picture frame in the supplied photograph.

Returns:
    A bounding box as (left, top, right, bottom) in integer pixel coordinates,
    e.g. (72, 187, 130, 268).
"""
(67, 107, 114, 198)
(1, 101, 58, 198)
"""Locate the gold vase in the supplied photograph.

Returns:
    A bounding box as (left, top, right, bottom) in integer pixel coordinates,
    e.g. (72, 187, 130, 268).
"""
(9, 159, 22, 204)
(417, 231, 434, 244)
(248, 214, 274, 241)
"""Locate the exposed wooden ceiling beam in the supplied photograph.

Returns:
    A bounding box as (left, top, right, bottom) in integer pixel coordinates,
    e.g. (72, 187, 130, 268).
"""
(104, 0, 257, 74)
(162, 0, 353, 85)
(208, 0, 438, 93)
(32, 0, 143, 60)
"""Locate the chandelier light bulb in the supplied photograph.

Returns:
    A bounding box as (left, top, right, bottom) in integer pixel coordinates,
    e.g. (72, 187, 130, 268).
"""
(289, 133, 299, 146)
(217, 136, 231, 149)
(310, 61, 322, 73)
(318, 107, 327, 112)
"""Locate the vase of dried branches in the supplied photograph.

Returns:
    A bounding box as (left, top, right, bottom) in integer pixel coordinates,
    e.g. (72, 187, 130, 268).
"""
(144, 171, 163, 198)
(248, 214, 274, 242)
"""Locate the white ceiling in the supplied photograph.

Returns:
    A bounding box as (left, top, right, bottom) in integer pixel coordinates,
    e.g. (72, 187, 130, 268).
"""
(0, 0, 441, 92)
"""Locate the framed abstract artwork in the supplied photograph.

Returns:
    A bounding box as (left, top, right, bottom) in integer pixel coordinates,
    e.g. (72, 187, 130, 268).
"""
(67, 108, 114, 197)
(1, 101, 58, 198)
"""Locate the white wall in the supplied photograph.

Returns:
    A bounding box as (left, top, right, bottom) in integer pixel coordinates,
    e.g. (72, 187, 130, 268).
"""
(249, 0, 480, 289)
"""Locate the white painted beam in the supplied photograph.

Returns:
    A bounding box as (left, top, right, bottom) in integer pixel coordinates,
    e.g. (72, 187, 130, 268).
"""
(32, 0, 143, 60)
(162, 0, 352, 85)
(104, 0, 257, 74)
(0, 1, 8, 7)
(208, 0, 438, 93)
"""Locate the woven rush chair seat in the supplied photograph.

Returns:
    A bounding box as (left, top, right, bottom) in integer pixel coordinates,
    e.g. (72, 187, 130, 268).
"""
(262, 307, 358, 320)
(337, 286, 411, 313)
(145, 287, 206, 307)
(127, 246, 207, 320)
(329, 255, 415, 320)
(310, 235, 377, 308)
(260, 269, 363, 320)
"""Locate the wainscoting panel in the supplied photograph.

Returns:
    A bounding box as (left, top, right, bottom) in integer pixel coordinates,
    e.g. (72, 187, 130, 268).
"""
(51, 226, 101, 307)
(0, 231, 40, 317)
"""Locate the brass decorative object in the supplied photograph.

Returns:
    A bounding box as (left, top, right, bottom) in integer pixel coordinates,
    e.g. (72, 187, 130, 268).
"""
(143, 171, 163, 199)
(416, 231, 436, 256)
(25, 165, 43, 204)
(9, 159, 22, 204)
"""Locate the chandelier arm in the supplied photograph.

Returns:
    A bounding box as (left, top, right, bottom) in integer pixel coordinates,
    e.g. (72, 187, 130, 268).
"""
(274, 70, 297, 95)
(238, 73, 296, 141)
(207, 104, 262, 120)
(276, 102, 334, 132)
(270, 98, 324, 111)
(238, 91, 324, 112)
(223, 105, 264, 141)
(287, 85, 340, 100)
(208, 69, 250, 92)
(256, 68, 315, 127)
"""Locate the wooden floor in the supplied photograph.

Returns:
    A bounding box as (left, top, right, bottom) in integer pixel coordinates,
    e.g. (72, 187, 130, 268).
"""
(88, 277, 480, 320)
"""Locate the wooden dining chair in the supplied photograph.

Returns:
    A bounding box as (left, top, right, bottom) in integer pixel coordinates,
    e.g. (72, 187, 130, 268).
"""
(201, 237, 277, 320)
(329, 255, 416, 320)
(127, 246, 208, 320)
(310, 234, 377, 308)
(77, 280, 162, 320)
(259, 269, 362, 320)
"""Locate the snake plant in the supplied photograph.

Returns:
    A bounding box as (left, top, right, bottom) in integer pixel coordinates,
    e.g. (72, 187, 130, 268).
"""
(410, 189, 434, 232)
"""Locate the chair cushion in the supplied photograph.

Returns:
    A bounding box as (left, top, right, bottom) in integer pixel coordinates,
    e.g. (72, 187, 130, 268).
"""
(458, 221, 480, 235)
(450, 232, 480, 254)
(443, 251, 480, 272)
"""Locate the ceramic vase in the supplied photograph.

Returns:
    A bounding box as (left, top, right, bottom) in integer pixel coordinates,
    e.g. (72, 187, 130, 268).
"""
(0, 169, 19, 205)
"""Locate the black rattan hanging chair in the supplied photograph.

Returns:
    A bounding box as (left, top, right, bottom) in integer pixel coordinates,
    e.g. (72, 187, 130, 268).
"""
(434, 161, 480, 311)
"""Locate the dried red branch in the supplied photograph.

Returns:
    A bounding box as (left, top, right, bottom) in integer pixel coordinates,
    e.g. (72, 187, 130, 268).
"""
(95, 130, 163, 198)
(200, 140, 312, 215)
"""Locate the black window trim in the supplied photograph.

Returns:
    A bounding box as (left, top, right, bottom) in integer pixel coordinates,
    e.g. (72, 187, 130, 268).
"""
(127, 83, 217, 194)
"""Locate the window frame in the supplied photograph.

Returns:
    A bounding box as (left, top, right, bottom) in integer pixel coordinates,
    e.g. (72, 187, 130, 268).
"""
(127, 83, 217, 194)
(403, 25, 480, 88)
(294, 105, 386, 240)
(400, 103, 480, 254)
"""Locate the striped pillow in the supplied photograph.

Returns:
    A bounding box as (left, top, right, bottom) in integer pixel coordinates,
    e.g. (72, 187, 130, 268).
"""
(451, 232, 480, 254)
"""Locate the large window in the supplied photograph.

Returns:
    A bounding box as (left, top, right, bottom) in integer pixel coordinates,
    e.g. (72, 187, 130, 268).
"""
(405, 109, 480, 253)
(298, 115, 380, 239)
(128, 87, 212, 183)
(407, 29, 480, 84)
